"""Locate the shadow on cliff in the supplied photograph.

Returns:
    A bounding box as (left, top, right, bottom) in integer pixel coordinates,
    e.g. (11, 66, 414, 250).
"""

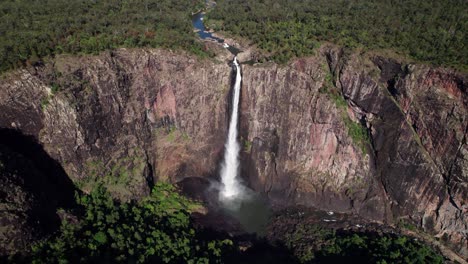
(0, 128, 79, 235)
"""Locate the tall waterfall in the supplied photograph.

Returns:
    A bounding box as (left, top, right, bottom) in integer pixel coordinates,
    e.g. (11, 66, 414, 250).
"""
(220, 57, 243, 200)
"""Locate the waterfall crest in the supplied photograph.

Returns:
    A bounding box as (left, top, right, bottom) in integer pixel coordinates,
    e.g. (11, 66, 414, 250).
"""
(220, 57, 243, 200)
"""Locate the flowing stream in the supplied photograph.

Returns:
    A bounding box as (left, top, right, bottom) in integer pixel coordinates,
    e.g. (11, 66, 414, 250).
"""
(191, 1, 240, 55)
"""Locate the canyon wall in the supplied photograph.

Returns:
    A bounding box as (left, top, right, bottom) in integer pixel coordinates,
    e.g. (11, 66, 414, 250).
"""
(240, 47, 467, 257)
(0, 47, 466, 257)
(0, 49, 231, 201)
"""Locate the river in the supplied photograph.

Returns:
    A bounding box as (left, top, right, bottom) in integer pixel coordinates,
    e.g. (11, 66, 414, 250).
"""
(191, 3, 240, 55)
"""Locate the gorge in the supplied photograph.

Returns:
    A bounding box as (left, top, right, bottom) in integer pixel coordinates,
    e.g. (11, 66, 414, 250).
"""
(1, 0, 467, 262)
(0, 44, 466, 261)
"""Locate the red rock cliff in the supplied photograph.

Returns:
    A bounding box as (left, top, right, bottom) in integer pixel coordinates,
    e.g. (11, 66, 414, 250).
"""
(0, 47, 466, 257)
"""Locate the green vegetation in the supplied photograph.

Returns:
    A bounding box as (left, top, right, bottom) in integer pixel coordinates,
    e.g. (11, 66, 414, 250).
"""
(9, 170, 444, 263)
(155, 125, 192, 143)
(398, 219, 418, 232)
(0, 0, 209, 73)
(208, 0, 467, 69)
(243, 138, 252, 152)
(320, 67, 370, 152)
(166, 126, 178, 143)
(78, 154, 147, 200)
(40, 97, 50, 110)
(284, 224, 444, 264)
(40, 81, 62, 111)
(32, 183, 234, 263)
(343, 116, 369, 153)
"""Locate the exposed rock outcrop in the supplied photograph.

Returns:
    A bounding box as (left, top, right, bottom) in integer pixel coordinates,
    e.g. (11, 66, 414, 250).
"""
(0, 46, 466, 258)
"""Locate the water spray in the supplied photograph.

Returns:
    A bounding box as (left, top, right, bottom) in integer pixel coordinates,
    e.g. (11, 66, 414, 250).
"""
(220, 57, 243, 201)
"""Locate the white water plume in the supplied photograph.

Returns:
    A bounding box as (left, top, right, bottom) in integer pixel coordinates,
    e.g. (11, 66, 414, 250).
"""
(219, 57, 243, 201)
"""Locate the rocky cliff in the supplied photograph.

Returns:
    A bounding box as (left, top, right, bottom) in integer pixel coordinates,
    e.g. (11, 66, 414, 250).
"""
(0, 46, 466, 258)
(240, 47, 467, 258)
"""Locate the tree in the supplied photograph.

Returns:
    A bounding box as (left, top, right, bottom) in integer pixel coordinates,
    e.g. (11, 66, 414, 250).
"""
(31, 183, 234, 263)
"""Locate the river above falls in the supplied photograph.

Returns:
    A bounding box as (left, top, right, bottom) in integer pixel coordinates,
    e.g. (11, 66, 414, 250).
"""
(192, 7, 240, 55)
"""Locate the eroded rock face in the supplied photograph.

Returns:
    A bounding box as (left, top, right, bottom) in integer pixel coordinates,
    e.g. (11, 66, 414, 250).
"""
(0, 47, 466, 257)
(240, 58, 378, 219)
(335, 52, 467, 257)
(0, 49, 231, 201)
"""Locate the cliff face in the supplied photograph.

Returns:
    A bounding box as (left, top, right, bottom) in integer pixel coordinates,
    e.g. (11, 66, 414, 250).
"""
(339, 53, 467, 255)
(240, 48, 467, 256)
(241, 54, 374, 213)
(0, 47, 466, 257)
(0, 49, 231, 201)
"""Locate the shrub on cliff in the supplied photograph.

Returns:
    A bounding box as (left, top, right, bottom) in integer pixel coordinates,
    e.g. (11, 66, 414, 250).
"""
(31, 183, 234, 263)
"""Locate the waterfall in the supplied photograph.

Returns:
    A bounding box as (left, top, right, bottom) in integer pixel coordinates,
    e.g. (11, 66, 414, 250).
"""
(217, 58, 270, 234)
(220, 57, 243, 200)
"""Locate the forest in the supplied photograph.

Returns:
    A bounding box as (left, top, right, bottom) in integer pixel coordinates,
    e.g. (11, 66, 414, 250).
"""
(15, 183, 442, 263)
(207, 0, 467, 69)
(2, 0, 466, 72)
(0, 0, 207, 72)
(29, 183, 236, 263)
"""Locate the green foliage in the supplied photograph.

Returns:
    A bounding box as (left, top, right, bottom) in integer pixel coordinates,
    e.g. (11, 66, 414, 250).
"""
(76, 152, 149, 200)
(0, 0, 209, 73)
(155, 125, 191, 143)
(32, 183, 234, 263)
(283, 224, 444, 264)
(50, 83, 60, 94)
(166, 126, 177, 142)
(398, 219, 418, 232)
(343, 116, 369, 153)
(243, 138, 252, 152)
(284, 224, 336, 262)
(39, 83, 61, 111)
(318, 233, 444, 264)
(330, 92, 347, 110)
(209, 0, 467, 69)
(40, 97, 50, 110)
(320, 68, 369, 152)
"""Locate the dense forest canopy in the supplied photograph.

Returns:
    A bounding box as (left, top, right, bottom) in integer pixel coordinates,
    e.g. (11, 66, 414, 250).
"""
(31, 183, 235, 263)
(1, 0, 466, 71)
(0, 0, 206, 72)
(207, 0, 468, 69)
(27, 183, 443, 263)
